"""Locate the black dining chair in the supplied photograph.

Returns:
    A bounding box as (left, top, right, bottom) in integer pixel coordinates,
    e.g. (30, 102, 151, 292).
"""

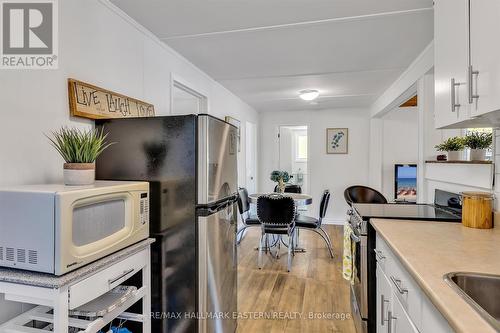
(257, 194, 296, 272)
(236, 188, 260, 244)
(294, 190, 334, 258)
(274, 184, 302, 193)
(344, 185, 388, 205)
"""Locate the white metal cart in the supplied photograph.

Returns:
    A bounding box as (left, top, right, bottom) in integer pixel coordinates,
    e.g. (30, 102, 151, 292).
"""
(0, 239, 153, 333)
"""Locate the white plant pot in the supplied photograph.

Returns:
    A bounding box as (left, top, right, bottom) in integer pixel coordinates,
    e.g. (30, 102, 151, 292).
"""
(469, 149, 487, 161)
(447, 151, 463, 161)
(63, 163, 95, 186)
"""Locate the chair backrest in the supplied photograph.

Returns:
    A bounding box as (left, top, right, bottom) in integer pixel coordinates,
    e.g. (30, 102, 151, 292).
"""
(319, 190, 331, 222)
(257, 194, 295, 227)
(285, 185, 302, 193)
(273, 184, 302, 193)
(344, 185, 388, 205)
(237, 188, 251, 215)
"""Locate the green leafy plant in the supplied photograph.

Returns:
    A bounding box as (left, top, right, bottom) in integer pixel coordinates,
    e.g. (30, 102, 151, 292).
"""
(435, 137, 465, 152)
(330, 131, 345, 149)
(270, 170, 290, 183)
(47, 127, 114, 163)
(464, 131, 493, 149)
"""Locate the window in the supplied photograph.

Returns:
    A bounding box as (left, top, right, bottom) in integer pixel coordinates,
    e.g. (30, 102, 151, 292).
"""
(296, 134, 308, 161)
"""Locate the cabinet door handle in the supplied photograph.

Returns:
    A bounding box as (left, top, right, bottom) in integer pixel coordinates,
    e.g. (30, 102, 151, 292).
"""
(390, 276, 408, 294)
(468, 65, 479, 103)
(451, 78, 461, 112)
(374, 249, 386, 261)
(387, 311, 397, 333)
(380, 294, 390, 326)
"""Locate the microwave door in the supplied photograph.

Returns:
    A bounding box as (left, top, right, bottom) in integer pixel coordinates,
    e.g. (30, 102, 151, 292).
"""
(198, 115, 238, 205)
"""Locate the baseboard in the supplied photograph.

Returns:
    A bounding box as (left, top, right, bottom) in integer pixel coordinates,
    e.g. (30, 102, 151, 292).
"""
(322, 218, 346, 225)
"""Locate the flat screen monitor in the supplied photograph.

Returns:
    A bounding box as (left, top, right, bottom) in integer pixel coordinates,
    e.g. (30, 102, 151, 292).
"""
(394, 164, 417, 202)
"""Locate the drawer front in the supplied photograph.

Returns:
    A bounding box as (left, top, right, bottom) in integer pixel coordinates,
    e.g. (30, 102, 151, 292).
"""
(375, 234, 392, 273)
(68, 249, 147, 309)
(388, 255, 423, 332)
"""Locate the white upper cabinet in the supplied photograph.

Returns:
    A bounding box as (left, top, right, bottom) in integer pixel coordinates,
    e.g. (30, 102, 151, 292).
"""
(434, 0, 497, 128)
(434, 0, 470, 129)
(469, 0, 500, 118)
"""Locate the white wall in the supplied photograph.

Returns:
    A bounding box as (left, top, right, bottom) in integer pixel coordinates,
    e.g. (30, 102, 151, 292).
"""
(381, 108, 419, 200)
(0, 0, 258, 323)
(259, 109, 371, 223)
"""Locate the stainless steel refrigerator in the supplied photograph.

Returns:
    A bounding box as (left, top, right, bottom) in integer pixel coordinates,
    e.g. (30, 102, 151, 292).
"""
(95, 115, 238, 333)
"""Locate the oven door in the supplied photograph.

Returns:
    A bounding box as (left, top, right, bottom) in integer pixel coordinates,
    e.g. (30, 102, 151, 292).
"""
(350, 228, 368, 333)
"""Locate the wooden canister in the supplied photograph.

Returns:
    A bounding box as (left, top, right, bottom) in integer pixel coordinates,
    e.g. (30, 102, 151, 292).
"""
(461, 191, 494, 229)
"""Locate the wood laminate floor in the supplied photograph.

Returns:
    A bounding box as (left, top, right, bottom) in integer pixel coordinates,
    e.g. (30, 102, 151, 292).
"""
(236, 225, 356, 333)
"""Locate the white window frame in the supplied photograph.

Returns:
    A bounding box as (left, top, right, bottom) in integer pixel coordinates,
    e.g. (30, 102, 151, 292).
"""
(295, 133, 308, 162)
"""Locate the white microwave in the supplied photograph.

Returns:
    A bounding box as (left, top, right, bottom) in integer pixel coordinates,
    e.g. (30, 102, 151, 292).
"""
(0, 181, 149, 275)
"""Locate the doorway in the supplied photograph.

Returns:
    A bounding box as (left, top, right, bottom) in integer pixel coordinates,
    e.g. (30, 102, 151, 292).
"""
(171, 79, 207, 115)
(278, 125, 309, 209)
(245, 121, 257, 194)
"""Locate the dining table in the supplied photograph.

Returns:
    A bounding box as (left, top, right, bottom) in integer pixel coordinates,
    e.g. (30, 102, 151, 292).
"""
(248, 192, 313, 253)
(248, 192, 313, 206)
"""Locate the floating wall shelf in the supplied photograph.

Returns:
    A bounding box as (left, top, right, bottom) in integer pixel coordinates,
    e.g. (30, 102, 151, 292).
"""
(425, 160, 493, 164)
(425, 161, 494, 189)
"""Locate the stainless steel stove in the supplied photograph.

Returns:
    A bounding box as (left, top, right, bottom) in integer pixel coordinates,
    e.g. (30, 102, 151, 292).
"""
(347, 190, 462, 333)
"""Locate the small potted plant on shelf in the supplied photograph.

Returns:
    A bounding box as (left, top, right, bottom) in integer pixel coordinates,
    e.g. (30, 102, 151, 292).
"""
(464, 131, 492, 161)
(270, 170, 290, 193)
(47, 127, 114, 185)
(435, 136, 465, 161)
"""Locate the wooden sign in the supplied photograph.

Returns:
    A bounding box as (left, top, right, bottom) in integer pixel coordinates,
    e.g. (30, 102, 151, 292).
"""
(68, 78, 155, 119)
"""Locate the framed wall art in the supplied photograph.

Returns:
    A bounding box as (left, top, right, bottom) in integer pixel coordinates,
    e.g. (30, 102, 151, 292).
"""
(225, 116, 241, 153)
(326, 128, 348, 154)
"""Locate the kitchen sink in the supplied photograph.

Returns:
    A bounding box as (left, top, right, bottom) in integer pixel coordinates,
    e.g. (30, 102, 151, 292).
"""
(444, 272, 500, 330)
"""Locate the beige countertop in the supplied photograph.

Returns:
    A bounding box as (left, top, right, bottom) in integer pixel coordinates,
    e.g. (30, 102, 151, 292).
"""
(370, 219, 500, 333)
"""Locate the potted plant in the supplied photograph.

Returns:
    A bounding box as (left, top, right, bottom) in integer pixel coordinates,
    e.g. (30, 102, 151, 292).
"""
(435, 137, 465, 161)
(464, 131, 492, 161)
(270, 170, 290, 193)
(47, 127, 114, 185)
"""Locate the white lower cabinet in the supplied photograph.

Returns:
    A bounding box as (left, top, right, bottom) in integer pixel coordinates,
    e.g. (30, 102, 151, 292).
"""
(421, 295, 455, 333)
(376, 264, 392, 333)
(376, 234, 454, 333)
(389, 292, 420, 333)
(377, 264, 418, 333)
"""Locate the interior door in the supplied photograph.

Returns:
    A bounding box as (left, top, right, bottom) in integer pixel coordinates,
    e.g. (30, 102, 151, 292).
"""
(278, 126, 309, 212)
(198, 202, 238, 333)
(245, 121, 257, 194)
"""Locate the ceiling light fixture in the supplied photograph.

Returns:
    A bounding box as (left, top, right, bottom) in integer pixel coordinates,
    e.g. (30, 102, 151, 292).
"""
(299, 89, 320, 101)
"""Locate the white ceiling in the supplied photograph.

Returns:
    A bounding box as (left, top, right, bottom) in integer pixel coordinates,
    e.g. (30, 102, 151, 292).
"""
(111, 0, 434, 112)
